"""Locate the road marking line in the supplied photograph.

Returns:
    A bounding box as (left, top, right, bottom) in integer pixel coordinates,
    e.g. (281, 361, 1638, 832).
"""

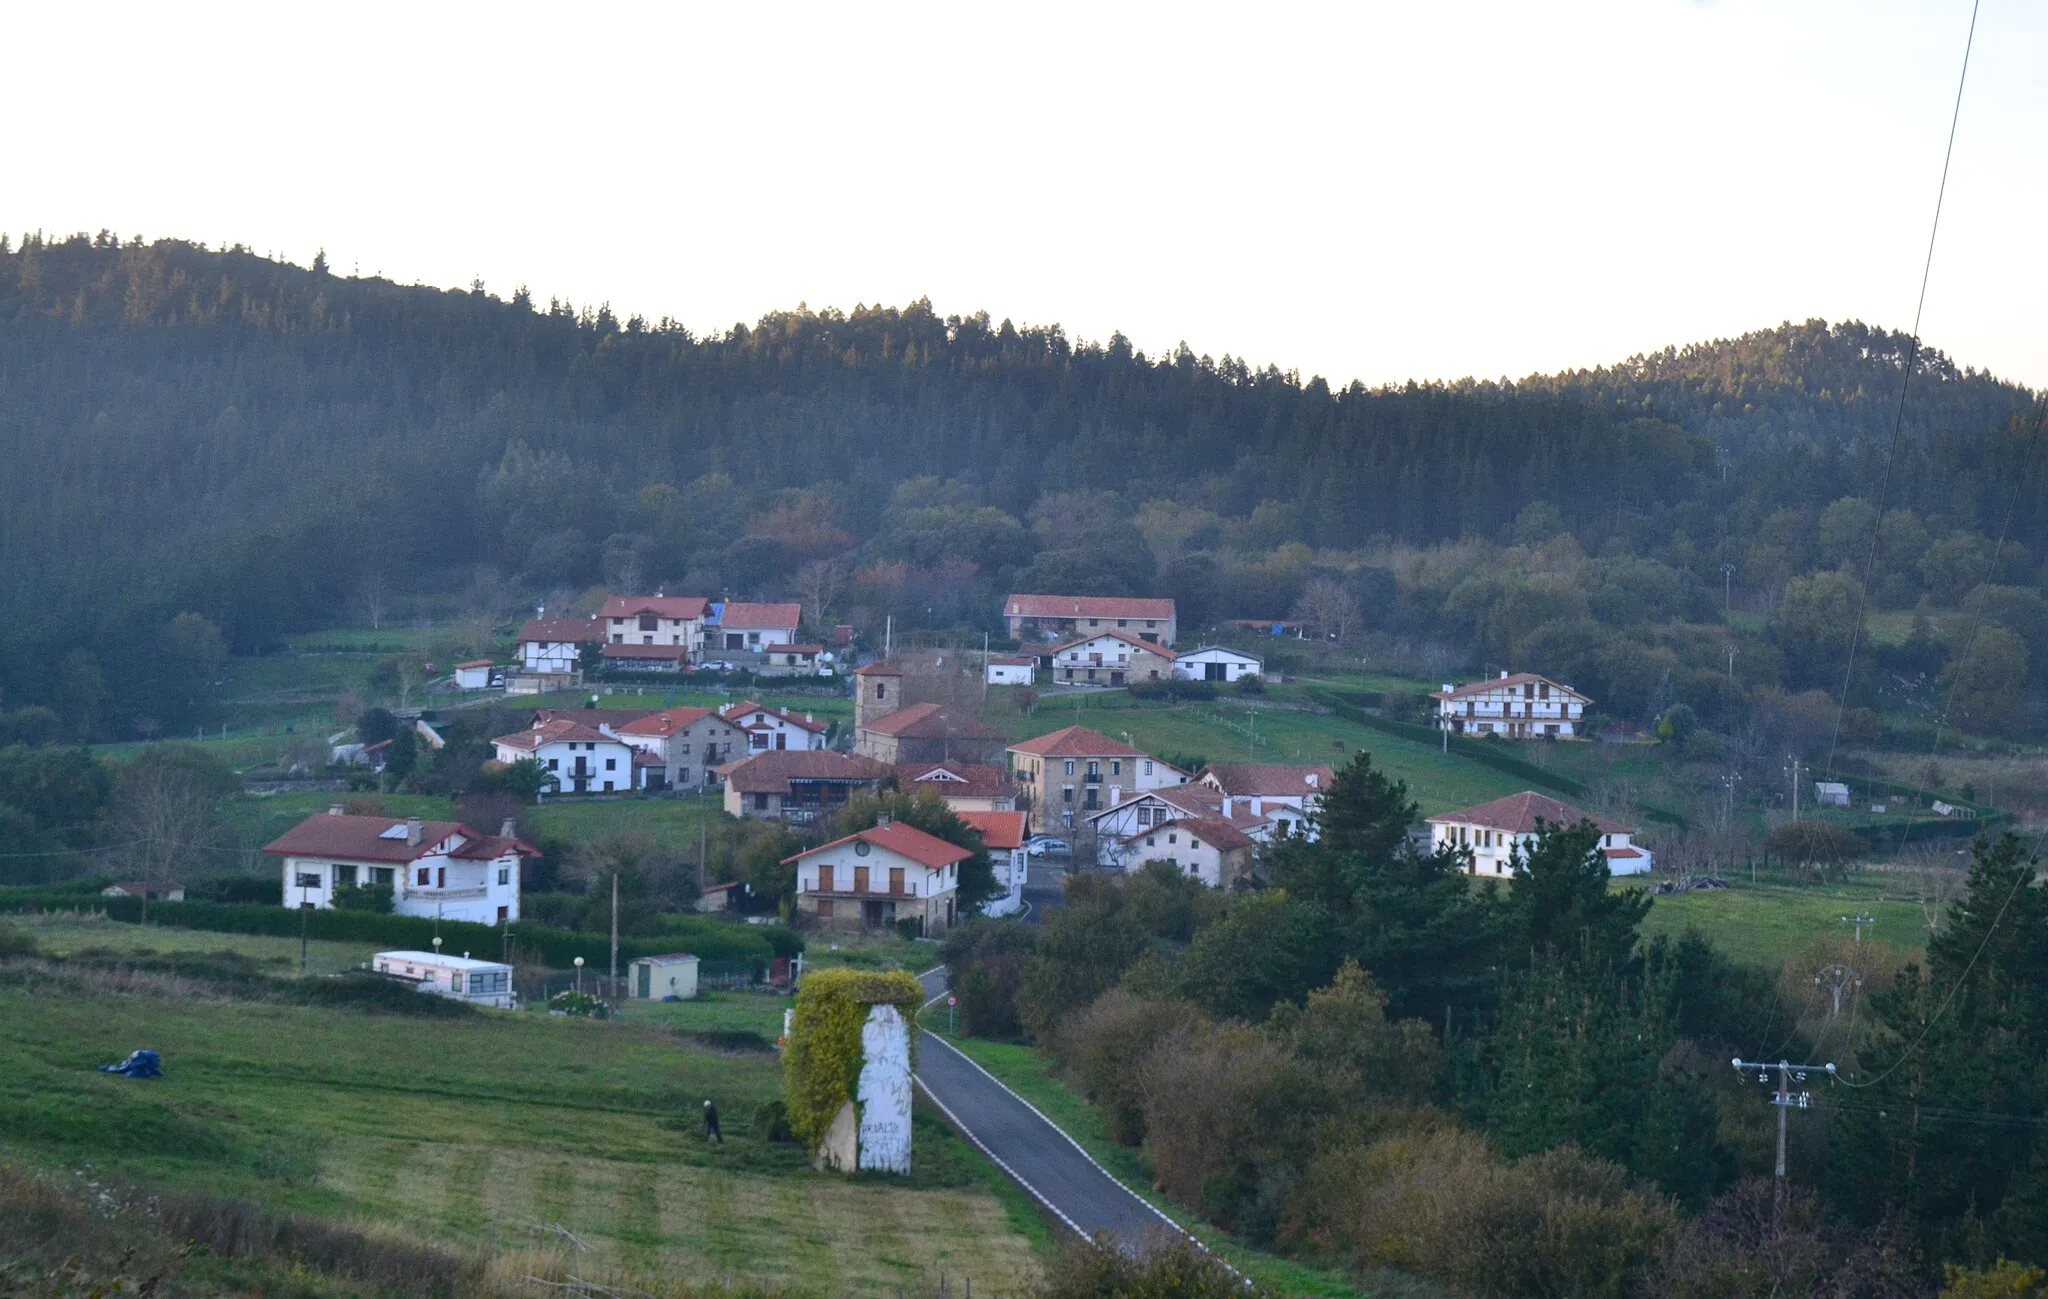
(914, 1075, 1091, 1241)
(919, 1030, 1188, 1239)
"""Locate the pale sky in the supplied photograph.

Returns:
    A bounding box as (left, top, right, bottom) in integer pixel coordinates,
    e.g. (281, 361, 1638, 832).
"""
(5, 1, 2044, 390)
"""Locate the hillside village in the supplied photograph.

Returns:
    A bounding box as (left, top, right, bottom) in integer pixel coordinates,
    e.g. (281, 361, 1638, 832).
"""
(258, 589, 1661, 944)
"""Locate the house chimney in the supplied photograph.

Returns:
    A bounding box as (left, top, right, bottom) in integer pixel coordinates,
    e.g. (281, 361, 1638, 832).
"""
(328, 803, 345, 816)
(1222, 796, 1233, 819)
(406, 817, 423, 846)
(876, 812, 892, 827)
(1500, 670, 1509, 680)
(499, 817, 518, 838)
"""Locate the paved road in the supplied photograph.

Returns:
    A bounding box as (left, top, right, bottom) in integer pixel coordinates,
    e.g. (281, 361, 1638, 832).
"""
(913, 967, 1181, 1248)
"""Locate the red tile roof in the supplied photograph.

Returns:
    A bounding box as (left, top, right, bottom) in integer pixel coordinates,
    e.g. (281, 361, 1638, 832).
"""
(716, 750, 892, 794)
(517, 616, 604, 644)
(263, 814, 538, 863)
(1008, 725, 1149, 759)
(1006, 595, 1175, 621)
(987, 655, 1036, 667)
(1049, 630, 1179, 660)
(957, 809, 1028, 850)
(783, 820, 972, 871)
(715, 602, 802, 630)
(1427, 791, 1634, 836)
(860, 702, 1003, 741)
(1432, 673, 1590, 703)
(854, 660, 902, 676)
(454, 659, 493, 670)
(894, 762, 1019, 802)
(720, 701, 829, 733)
(1199, 764, 1335, 797)
(493, 718, 619, 751)
(1122, 815, 1254, 852)
(615, 706, 718, 737)
(600, 594, 709, 621)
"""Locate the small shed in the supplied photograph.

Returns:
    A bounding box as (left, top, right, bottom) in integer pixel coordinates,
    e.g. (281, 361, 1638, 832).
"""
(101, 881, 186, 902)
(373, 950, 516, 1008)
(984, 655, 1036, 686)
(629, 953, 700, 1001)
(694, 880, 741, 913)
(1814, 781, 1851, 808)
(454, 660, 494, 690)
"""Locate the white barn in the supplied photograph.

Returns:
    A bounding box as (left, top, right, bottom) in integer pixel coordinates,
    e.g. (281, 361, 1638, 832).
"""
(984, 655, 1036, 686)
(1174, 646, 1263, 683)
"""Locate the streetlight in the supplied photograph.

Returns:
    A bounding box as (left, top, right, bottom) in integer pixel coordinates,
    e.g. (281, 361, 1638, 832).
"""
(574, 955, 585, 994)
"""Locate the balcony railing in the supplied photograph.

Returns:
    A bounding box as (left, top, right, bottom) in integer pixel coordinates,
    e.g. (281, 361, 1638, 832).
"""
(404, 886, 487, 901)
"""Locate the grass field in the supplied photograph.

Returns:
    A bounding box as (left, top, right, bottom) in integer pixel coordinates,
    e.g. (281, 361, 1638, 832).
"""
(1633, 876, 1931, 969)
(5, 913, 379, 975)
(0, 983, 1042, 1295)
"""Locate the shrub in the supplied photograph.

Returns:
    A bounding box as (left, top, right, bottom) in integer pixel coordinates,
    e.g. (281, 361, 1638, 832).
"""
(1032, 1236, 1270, 1299)
(1292, 1127, 1674, 1299)
(0, 924, 37, 960)
(941, 916, 1036, 1039)
(547, 989, 610, 1018)
(1234, 673, 1266, 695)
(752, 1099, 796, 1143)
(331, 883, 394, 913)
(1766, 820, 1866, 866)
(301, 974, 477, 1018)
(1057, 988, 1202, 1146)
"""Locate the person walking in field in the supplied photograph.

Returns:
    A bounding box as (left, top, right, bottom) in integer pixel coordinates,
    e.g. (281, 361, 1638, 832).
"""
(702, 1099, 722, 1144)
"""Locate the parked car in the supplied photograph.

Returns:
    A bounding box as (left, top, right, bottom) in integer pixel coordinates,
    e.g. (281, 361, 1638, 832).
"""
(1025, 835, 1071, 857)
(696, 660, 738, 673)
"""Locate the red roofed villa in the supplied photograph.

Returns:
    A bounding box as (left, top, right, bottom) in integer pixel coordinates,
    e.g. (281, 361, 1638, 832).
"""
(1006, 725, 1187, 832)
(1433, 672, 1591, 740)
(783, 817, 971, 935)
(264, 805, 538, 923)
(1426, 791, 1650, 878)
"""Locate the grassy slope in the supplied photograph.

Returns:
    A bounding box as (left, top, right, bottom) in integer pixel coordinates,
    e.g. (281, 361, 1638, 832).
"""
(922, 1022, 1372, 1299)
(1632, 876, 1931, 968)
(0, 985, 1041, 1295)
(9, 914, 379, 975)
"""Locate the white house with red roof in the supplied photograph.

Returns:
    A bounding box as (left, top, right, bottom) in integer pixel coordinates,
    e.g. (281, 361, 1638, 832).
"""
(1434, 672, 1591, 740)
(516, 615, 604, 676)
(492, 718, 641, 794)
(1112, 814, 1255, 888)
(1426, 791, 1650, 877)
(264, 807, 537, 924)
(1047, 630, 1177, 687)
(612, 705, 746, 792)
(957, 809, 1028, 917)
(600, 594, 709, 650)
(720, 700, 828, 753)
(1197, 764, 1334, 839)
(784, 818, 969, 936)
(1005, 595, 1176, 647)
(707, 601, 803, 652)
(1006, 725, 1186, 832)
(1085, 782, 1277, 866)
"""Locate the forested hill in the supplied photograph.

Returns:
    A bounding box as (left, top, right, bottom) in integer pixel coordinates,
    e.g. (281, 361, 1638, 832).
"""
(1, 233, 2043, 737)
(1528, 320, 2034, 457)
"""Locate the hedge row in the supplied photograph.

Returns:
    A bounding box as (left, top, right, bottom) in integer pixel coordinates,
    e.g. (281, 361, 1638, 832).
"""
(1314, 691, 1688, 828)
(0, 893, 799, 968)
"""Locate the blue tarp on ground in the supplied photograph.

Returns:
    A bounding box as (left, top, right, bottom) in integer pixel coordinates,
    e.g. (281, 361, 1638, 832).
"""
(98, 1049, 162, 1078)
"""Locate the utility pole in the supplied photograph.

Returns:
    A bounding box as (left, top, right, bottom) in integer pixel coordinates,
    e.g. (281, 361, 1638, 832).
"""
(610, 872, 620, 1003)
(1732, 1057, 1836, 1216)
(300, 881, 311, 970)
(1813, 962, 1861, 1017)
(1785, 757, 1804, 822)
(1841, 912, 1875, 946)
(1723, 562, 1736, 615)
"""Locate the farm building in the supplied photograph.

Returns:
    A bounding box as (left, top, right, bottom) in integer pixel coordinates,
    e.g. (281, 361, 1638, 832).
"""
(453, 660, 494, 689)
(628, 953, 700, 1000)
(984, 655, 1035, 685)
(372, 950, 516, 1009)
(1174, 646, 1263, 683)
